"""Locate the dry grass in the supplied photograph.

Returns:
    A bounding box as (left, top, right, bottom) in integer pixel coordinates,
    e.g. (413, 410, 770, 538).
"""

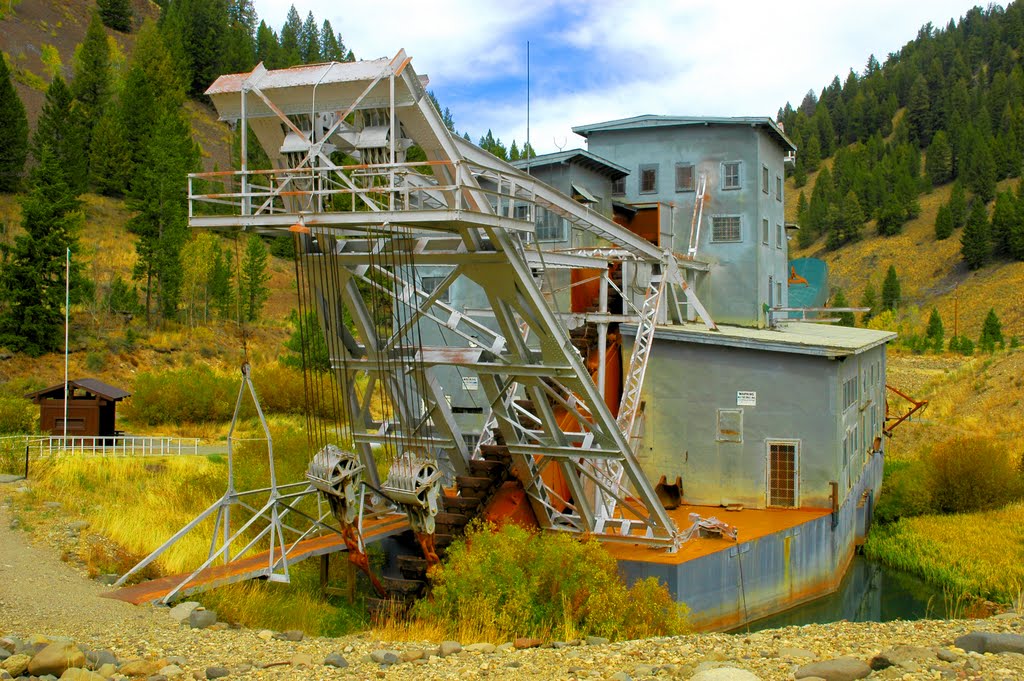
(866, 502, 1024, 604)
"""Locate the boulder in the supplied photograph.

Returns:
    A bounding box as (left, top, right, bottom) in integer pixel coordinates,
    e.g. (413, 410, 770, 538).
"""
(59, 669, 105, 681)
(95, 663, 117, 678)
(273, 630, 303, 642)
(794, 657, 871, 681)
(514, 638, 542, 650)
(29, 641, 86, 676)
(399, 650, 424, 662)
(465, 643, 496, 654)
(157, 664, 185, 678)
(117, 658, 166, 677)
(954, 632, 1024, 655)
(168, 602, 202, 623)
(255, 630, 273, 642)
(187, 609, 217, 630)
(205, 666, 230, 679)
(2, 654, 30, 677)
(609, 672, 632, 681)
(869, 645, 935, 671)
(691, 669, 762, 681)
(369, 650, 400, 665)
(438, 641, 462, 657)
(323, 653, 348, 668)
(585, 636, 610, 646)
(85, 650, 117, 670)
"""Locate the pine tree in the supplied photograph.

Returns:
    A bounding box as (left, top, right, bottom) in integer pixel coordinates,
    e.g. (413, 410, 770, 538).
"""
(925, 307, 944, 352)
(925, 130, 953, 185)
(859, 281, 878, 325)
(255, 21, 282, 68)
(222, 0, 257, 73)
(807, 165, 833, 234)
(964, 130, 997, 203)
(320, 20, 347, 62)
(0, 148, 88, 355)
(127, 111, 199, 323)
(1011, 192, 1024, 261)
(209, 239, 235, 319)
(73, 13, 112, 160)
(0, 54, 29, 192)
(907, 75, 932, 146)
(949, 181, 967, 227)
(33, 76, 88, 195)
(89, 108, 132, 196)
(831, 289, 855, 327)
(239, 234, 270, 321)
(979, 308, 1004, 352)
(279, 5, 303, 66)
(881, 265, 900, 312)
(98, 0, 133, 31)
(961, 199, 992, 270)
(990, 190, 1017, 258)
(838, 190, 864, 244)
(803, 134, 821, 171)
(299, 11, 320, 64)
(282, 310, 330, 372)
(160, 0, 228, 96)
(935, 204, 954, 240)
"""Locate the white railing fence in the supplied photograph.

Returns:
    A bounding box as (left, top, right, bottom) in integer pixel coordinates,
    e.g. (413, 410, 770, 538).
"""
(0, 434, 202, 462)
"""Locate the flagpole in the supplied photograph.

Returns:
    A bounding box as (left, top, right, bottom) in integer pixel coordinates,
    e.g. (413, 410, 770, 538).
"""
(63, 247, 69, 441)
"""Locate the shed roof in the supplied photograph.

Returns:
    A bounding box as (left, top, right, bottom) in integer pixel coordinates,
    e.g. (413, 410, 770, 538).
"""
(622, 321, 895, 359)
(510, 148, 630, 179)
(26, 378, 131, 402)
(572, 115, 796, 152)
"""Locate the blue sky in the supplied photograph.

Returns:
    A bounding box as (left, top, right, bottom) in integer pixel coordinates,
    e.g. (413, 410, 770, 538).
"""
(251, 0, 980, 154)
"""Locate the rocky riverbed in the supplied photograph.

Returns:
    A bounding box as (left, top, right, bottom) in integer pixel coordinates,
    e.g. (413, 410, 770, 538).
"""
(3, 485, 1024, 680)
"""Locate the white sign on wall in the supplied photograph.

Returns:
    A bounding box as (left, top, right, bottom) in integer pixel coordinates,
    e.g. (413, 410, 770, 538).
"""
(462, 376, 479, 391)
(736, 390, 756, 406)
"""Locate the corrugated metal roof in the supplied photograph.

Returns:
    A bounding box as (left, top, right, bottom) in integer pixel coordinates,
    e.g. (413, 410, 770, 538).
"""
(510, 148, 630, 179)
(25, 378, 131, 401)
(572, 115, 797, 152)
(206, 58, 396, 95)
(622, 321, 895, 358)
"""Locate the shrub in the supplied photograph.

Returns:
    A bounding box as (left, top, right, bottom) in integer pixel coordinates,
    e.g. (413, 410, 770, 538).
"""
(412, 521, 689, 641)
(120, 366, 236, 425)
(0, 395, 34, 434)
(925, 437, 1024, 514)
(874, 459, 933, 524)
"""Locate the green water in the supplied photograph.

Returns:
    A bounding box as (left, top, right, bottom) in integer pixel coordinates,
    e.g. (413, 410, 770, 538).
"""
(736, 555, 950, 632)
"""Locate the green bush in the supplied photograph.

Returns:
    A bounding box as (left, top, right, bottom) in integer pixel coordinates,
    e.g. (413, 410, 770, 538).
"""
(0, 395, 34, 434)
(925, 437, 1024, 514)
(874, 459, 933, 524)
(413, 521, 689, 641)
(120, 366, 236, 425)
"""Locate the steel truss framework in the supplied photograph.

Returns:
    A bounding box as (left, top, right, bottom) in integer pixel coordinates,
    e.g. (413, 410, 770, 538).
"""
(191, 51, 720, 550)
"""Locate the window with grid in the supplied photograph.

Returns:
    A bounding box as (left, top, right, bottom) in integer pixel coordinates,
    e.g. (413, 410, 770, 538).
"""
(776, 175, 783, 201)
(675, 163, 694, 192)
(768, 442, 797, 507)
(640, 164, 658, 193)
(723, 162, 741, 189)
(419, 274, 451, 302)
(535, 207, 567, 242)
(611, 177, 625, 196)
(762, 165, 769, 193)
(712, 215, 741, 242)
(776, 223, 783, 249)
(762, 219, 769, 245)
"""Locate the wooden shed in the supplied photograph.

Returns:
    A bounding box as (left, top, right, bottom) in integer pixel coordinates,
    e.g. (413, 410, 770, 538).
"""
(25, 378, 131, 438)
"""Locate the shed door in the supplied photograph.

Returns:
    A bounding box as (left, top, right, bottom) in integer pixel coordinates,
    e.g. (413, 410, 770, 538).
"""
(767, 441, 799, 507)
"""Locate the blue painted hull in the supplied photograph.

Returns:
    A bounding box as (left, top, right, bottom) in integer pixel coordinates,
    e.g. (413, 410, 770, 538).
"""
(618, 451, 885, 631)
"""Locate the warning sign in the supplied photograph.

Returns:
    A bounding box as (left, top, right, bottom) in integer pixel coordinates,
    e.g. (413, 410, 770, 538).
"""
(736, 390, 756, 406)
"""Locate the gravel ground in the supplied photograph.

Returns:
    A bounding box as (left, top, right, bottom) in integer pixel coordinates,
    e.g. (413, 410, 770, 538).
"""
(2, 486, 1023, 681)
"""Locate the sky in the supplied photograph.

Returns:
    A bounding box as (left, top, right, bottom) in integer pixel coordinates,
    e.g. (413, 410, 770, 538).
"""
(251, 0, 980, 155)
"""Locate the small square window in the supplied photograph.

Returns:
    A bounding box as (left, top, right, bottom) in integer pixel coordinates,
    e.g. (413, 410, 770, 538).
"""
(776, 223, 783, 249)
(762, 165, 769, 194)
(776, 175, 783, 201)
(611, 177, 625, 196)
(716, 408, 743, 443)
(762, 218, 769, 245)
(675, 163, 694, 192)
(639, 164, 658, 193)
(712, 215, 741, 242)
(723, 162, 740, 190)
(535, 206, 567, 242)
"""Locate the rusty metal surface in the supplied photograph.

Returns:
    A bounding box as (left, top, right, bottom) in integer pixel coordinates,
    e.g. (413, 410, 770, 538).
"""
(103, 513, 409, 605)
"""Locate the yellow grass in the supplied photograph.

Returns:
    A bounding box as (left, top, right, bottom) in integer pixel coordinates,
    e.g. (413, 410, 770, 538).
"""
(865, 502, 1024, 603)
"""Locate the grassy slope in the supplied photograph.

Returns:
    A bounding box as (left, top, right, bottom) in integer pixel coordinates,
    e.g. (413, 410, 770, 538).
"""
(786, 145, 1024, 340)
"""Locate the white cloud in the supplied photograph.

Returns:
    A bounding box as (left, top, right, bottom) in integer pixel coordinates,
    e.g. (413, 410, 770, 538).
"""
(252, 0, 979, 153)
